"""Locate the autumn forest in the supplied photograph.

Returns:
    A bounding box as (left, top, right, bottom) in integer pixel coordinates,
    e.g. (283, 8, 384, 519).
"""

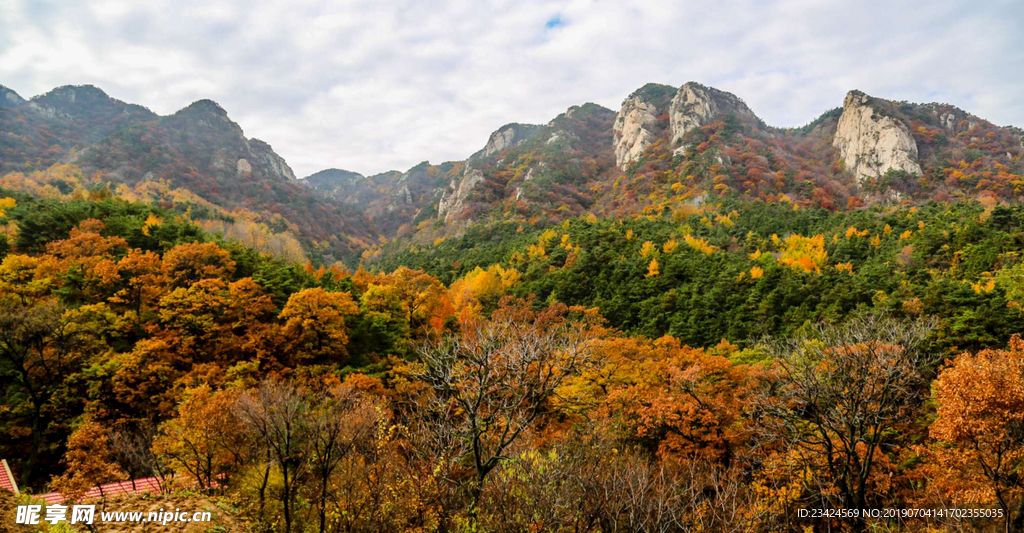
(1, 77, 1024, 532)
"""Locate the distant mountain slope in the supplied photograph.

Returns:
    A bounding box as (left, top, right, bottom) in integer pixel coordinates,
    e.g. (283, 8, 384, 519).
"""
(302, 162, 458, 238)
(2, 82, 1022, 263)
(0, 85, 377, 260)
(304, 168, 365, 191)
(0, 85, 157, 171)
(306, 101, 619, 251)
(310, 81, 1023, 253)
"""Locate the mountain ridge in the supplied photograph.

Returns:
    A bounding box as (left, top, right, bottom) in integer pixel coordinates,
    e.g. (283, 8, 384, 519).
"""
(1, 81, 1022, 263)
(0, 85, 377, 261)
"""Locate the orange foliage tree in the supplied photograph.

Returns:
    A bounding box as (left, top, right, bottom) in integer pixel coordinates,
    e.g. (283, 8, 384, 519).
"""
(50, 420, 126, 501)
(280, 288, 359, 364)
(928, 335, 1024, 529)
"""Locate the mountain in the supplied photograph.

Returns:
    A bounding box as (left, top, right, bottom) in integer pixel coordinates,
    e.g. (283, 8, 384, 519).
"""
(307, 101, 618, 248)
(603, 83, 1022, 210)
(73, 98, 298, 184)
(303, 163, 458, 237)
(0, 85, 157, 172)
(303, 168, 365, 191)
(1, 81, 1022, 263)
(0, 85, 377, 260)
(0, 85, 25, 108)
(317, 81, 1023, 252)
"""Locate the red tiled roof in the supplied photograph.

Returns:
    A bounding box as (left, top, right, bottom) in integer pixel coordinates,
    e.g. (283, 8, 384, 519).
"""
(39, 476, 165, 505)
(1, 459, 166, 504)
(0, 460, 18, 494)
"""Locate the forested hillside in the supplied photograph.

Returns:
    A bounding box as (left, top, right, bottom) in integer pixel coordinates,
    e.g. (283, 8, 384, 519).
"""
(3, 189, 1024, 531)
(3, 82, 1022, 266)
(2, 79, 1024, 532)
(338, 82, 1023, 253)
(375, 199, 1024, 353)
(0, 85, 377, 262)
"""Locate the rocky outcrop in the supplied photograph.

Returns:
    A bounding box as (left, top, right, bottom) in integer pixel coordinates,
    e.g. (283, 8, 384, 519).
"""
(249, 139, 296, 181)
(236, 158, 252, 176)
(0, 86, 24, 107)
(479, 124, 541, 157)
(940, 111, 957, 131)
(614, 82, 759, 168)
(613, 94, 660, 170)
(669, 83, 757, 147)
(833, 91, 921, 181)
(437, 168, 484, 223)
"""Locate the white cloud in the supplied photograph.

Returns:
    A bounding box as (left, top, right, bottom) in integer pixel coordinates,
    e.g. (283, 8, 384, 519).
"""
(1, 0, 1021, 177)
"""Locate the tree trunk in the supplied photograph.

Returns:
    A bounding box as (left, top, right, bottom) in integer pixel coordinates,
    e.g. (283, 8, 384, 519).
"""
(258, 453, 271, 516)
(282, 466, 292, 533)
(318, 474, 329, 533)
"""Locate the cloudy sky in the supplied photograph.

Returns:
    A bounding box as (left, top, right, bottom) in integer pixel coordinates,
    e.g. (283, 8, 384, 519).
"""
(1, 0, 1021, 177)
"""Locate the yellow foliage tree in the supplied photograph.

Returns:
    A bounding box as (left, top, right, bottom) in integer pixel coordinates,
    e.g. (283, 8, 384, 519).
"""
(778, 234, 827, 274)
(0, 197, 15, 218)
(845, 226, 869, 239)
(684, 234, 718, 255)
(646, 258, 660, 278)
(449, 265, 521, 319)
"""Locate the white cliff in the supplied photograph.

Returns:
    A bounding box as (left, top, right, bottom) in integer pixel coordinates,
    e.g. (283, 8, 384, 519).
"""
(833, 91, 921, 182)
(612, 94, 660, 169)
(482, 126, 518, 156)
(669, 82, 757, 148)
(249, 139, 297, 181)
(614, 82, 758, 168)
(437, 168, 484, 223)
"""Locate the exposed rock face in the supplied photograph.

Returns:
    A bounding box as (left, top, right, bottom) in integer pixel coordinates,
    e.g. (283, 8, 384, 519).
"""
(669, 84, 715, 144)
(940, 111, 957, 131)
(613, 94, 660, 170)
(480, 124, 540, 157)
(485, 127, 517, 156)
(438, 168, 484, 223)
(249, 139, 297, 181)
(0, 86, 24, 107)
(236, 158, 252, 175)
(614, 82, 758, 168)
(669, 82, 757, 147)
(833, 91, 922, 181)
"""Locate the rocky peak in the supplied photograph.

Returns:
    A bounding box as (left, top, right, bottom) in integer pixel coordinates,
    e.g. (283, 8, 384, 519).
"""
(548, 102, 614, 129)
(27, 84, 154, 122)
(833, 90, 922, 182)
(303, 168, 365, 189)
(669, 82, 757, 146)
(35, 84, 110, 104)
(177, 99, 229, 118)
(167, 99, 244, 140)
(613, 82, 759, 169)
(478, 123, 542, 158)
(613, 84, 675, 170)
(0, 85, 24, 107)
